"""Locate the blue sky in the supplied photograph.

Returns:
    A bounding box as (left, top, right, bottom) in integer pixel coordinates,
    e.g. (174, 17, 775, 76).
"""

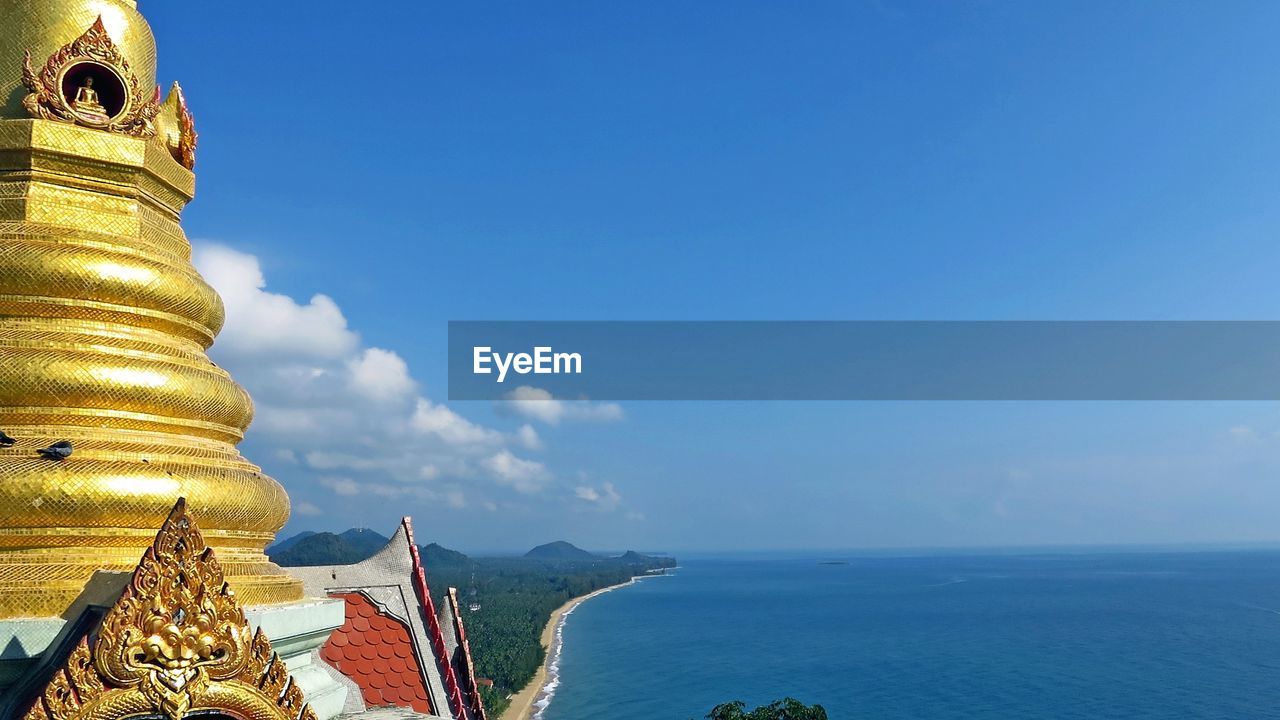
(141, 1, 1280, 552)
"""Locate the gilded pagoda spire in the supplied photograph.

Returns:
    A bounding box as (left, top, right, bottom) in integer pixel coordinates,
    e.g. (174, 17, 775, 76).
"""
(0, 0, 302, 618)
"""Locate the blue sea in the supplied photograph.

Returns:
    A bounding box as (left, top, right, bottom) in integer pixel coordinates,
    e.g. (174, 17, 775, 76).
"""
(540, 551, 1280, 719)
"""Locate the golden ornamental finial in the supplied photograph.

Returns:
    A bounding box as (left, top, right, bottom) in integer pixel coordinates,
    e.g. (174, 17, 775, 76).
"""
(20, 16, 160, 137)
(158, 81, 199, 169)
(20, 500, 316, 720)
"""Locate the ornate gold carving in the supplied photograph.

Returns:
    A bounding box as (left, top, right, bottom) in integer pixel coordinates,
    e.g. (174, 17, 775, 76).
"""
(21, 500, 317, 720)
(175, 83, 198, 169)
(95, 499, 251, 720)
(20, 16, 160, 137)
(158, 82, 199, 169)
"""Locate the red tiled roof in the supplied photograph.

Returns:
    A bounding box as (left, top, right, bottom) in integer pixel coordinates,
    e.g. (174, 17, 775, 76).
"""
(320, 591, 435, 715)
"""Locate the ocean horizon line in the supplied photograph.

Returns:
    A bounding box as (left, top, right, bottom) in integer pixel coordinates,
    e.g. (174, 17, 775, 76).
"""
(278, 539, 1280, 561)
(654, 540, 1280, 560)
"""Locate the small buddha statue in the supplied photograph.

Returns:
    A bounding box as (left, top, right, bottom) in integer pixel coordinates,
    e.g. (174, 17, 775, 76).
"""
(71, 76, 109, 120)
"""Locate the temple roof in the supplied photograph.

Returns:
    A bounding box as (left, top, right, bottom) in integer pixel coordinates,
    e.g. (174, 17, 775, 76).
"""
(322, 592, 434, 714)
(288, 519, 486, 720)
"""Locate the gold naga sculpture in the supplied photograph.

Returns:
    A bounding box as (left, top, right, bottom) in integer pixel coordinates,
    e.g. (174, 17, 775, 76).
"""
(18, 499, 316, 720)
(0, 0, 302, 618)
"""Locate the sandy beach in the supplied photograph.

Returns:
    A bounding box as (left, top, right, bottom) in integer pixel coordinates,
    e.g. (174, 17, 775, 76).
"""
(500, 577, 644, 720)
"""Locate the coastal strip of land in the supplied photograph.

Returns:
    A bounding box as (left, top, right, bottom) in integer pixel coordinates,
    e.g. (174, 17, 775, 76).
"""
(500, 577, 644, 720)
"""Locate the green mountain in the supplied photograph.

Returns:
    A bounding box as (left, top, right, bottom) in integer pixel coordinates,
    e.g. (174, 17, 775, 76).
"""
(268, 529, 389, 567)
(268, 530, 317, 554)
(338, 528, 390, 557)
(423, 541, 470, 567)
(269, 528, 470, 570)
(269, 532, 369, 567)
(524, 540, 597, 561)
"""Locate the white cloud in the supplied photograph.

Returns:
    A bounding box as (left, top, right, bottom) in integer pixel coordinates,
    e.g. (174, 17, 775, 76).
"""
(194, 244, 560, 514)
(305, 452, 393, 472)
(348, 348, 416, 402)
(295, 500, 323, 516)
(515, 424, 543, 451)
(500, 386, 624, 425)
(574, 481, 622, 511)
(320, 477, 360, 496)
(412, 399, 503, 446)
(317, 476, 468, 507)
(482, 450, 550, 494)
(195, 245, 357, 359)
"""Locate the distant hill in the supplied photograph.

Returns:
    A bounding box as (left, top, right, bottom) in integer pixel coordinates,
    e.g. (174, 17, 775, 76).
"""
(269, 527, 470, 570)
(270, 532, 370, 567)
(617, 550, 676, 568)
(423, 542, 470, 568)
(269, 529, 386, 567)
(525, 541, 597, 561)
(339, 528, 390, 557)
(268, 530, 317, 555)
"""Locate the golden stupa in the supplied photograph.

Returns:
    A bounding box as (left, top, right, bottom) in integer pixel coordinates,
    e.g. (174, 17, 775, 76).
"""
(0, 0, 303, 618)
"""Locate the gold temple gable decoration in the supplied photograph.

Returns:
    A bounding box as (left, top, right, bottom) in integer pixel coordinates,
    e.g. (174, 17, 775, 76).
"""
(22, 499, 317, 720)
(21, 16, 160, 138)
(158, 81, 199, 169)
(175, 82, 198, 169)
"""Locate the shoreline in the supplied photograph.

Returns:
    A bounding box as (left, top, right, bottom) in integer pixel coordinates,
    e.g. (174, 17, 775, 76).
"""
(499, 576, 646, 720)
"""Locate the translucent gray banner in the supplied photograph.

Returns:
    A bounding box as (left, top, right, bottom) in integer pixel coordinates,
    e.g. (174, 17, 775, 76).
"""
(447, 321, 1280, 401)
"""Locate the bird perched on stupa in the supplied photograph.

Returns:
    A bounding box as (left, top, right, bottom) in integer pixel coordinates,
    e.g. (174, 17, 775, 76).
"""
(0, 431, 14, 448)
(37, 441, 72, 461)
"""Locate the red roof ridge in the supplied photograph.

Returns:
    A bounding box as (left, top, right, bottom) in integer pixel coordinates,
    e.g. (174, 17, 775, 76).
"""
(404, 516, 469, 719)
(447, 587, 489, 720)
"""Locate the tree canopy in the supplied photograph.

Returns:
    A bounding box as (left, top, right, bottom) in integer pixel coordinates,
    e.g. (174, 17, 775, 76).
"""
(705, 698, 828, 720)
